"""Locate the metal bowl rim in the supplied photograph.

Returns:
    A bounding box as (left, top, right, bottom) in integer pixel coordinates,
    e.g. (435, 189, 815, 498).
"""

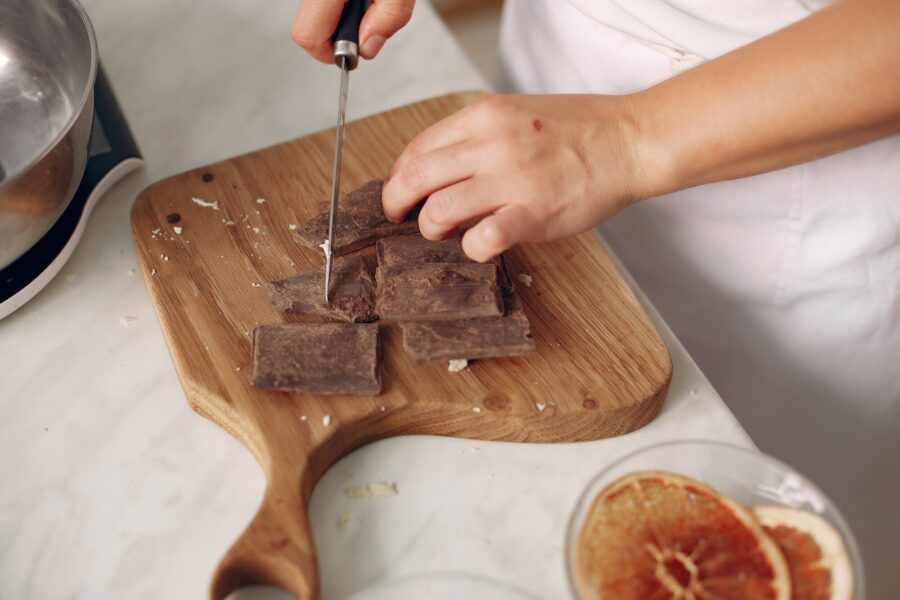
(1, 0, 99, 188)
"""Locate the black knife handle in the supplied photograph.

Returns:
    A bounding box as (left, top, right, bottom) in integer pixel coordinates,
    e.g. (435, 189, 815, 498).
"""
(333, 0, 371, 70)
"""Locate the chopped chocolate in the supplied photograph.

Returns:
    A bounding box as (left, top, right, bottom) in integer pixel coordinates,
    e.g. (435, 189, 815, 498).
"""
(497, 254, 514, 296)
(268, 255, 376, 323)
(295, 180, 419, 255)
(376, 235, 470, 267)
(376, 235, 514, 294)
(400, 293, 535, 363)
(251, 323, 381, 395)
(376, 263, 503, 322)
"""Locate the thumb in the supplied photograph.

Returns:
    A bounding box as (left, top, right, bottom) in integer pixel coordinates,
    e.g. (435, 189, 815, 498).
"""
(359, 0, 415, 59)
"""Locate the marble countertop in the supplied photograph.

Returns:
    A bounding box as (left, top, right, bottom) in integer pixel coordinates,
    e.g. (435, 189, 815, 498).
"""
(0, 1, 751, 598)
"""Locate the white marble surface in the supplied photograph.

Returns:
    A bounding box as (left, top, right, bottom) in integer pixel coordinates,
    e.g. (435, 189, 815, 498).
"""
(0, 1, 750, 598)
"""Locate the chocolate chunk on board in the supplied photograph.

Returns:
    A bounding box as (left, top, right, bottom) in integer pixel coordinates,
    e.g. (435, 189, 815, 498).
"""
(268, 255, 376, 323)
(376, 262, 503, 322)
(400, 293, 535, 363)
(376, 235, 471, 266)
(376, 235, 514, 294)
(251, 323, 381, 395)
(295, 180, 419, 255)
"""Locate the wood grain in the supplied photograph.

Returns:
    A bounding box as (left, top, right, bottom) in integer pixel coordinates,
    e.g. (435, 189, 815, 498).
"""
(131, 92, 672, 600)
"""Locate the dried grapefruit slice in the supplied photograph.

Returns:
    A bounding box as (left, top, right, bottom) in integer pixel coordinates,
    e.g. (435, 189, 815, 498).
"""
(574, 471, 791, 600)
(753, 506, 853, 600)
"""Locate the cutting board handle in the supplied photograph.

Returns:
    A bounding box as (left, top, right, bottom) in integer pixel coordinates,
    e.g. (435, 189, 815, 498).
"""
(210, 469, 319, 600)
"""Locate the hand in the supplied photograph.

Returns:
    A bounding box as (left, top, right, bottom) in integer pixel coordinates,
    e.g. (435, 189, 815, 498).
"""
(382, 94, 651, 262)
(291, 0, 415, 63)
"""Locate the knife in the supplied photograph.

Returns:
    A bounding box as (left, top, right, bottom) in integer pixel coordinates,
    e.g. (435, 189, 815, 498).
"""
(325, 0, 370, 303)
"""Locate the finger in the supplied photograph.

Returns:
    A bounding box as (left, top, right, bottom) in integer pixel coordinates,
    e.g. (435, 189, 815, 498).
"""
(388, 105, 474, 181)
(291, 0, 344, 64)
(382, 140, 478, 222)
(461, 204, 542, 262)
(359, 0, 415, 59)
(390, 95, 514, 179)
(418, 177, 506, 240)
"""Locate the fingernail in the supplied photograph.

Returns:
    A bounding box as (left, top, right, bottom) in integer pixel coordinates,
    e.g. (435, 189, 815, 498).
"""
(361, 35, 386, 58)
(380, 192, 398, 223)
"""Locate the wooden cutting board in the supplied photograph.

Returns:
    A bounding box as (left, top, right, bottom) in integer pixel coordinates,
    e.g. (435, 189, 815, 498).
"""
(131, 92, 672, 600)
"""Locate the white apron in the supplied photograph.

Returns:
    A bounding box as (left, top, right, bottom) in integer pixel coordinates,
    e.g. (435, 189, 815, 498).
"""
(498, 1, 900, 596)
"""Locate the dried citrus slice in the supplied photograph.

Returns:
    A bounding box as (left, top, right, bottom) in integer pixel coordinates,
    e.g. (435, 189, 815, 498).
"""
(753, 506, 853, 600)
(574, 471, 791, 600)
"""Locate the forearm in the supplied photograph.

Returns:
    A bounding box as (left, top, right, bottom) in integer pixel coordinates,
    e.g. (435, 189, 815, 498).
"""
(632, 0, 900, 197)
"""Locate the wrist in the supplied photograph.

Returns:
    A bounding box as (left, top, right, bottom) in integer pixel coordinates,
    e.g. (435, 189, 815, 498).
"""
(623, 89, 683, 201)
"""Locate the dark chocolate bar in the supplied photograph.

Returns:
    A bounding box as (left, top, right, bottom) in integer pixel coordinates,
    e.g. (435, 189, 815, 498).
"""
(376, 235, 470, 266)
(376, 235, 514, 294)
(268, 255, 376, 323)
(400, 293, 535, 363)
(295, 180, 419, 255)
(376, 263, 503, 322)
(251, 323, 381, 395)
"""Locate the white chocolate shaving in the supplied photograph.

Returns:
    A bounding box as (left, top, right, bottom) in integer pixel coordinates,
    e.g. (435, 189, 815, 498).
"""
(319, 239, 332, 260)
(346, 482, 398, 499)
(191, 197, 219, 210)
(448, 359, 469, 373)
(517, 273, 533, 287)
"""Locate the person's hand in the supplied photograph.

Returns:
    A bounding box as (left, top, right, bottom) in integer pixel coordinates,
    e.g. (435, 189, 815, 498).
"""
(382, 94, 654, 262)
(291, 0, 415, 63)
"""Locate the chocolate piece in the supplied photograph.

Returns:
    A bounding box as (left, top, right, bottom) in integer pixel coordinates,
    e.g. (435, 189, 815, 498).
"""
(268, 255, 376, 323)
(376, 263, 503, 322)
(376, 235, 514, 294)
(376, 235, 470, 266)
(295, 180, 419, 255)
(251, 323, 381, 395)
(400, 293, 535, 363)
(497, 254, 514, 296)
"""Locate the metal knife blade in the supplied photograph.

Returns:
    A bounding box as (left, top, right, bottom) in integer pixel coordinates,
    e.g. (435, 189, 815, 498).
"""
(324, 0, 369, 303)
(324, 56, 349, 303)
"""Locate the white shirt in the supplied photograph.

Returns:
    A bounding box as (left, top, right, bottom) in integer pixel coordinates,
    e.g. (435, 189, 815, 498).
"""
(498, 1, 900, 596)
(564, 0, 831, 58)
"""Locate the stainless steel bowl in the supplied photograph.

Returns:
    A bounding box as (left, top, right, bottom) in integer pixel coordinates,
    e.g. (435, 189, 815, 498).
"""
(0, 0, 98, 269)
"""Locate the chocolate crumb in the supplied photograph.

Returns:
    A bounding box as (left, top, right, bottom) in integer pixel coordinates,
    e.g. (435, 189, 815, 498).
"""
(166, 213, 181, 224)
